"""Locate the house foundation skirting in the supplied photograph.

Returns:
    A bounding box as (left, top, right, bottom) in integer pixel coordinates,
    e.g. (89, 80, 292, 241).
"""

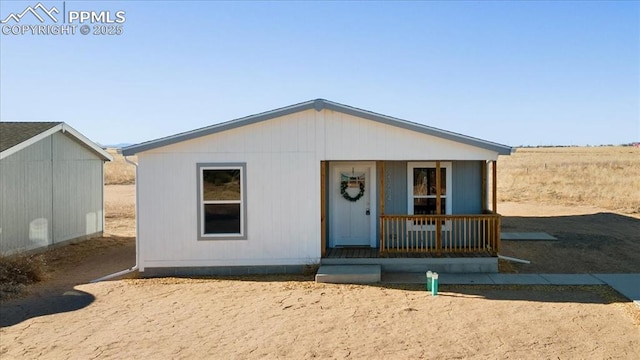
(140, 265, 309, 278)
(321, 257, 498, 273)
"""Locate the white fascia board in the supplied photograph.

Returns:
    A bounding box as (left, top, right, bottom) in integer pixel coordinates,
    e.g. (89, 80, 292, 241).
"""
(122, 99, 513, 156)
(60, 123, 113, 161)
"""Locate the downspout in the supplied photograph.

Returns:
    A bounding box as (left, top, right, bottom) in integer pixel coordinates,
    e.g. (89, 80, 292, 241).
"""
(498, 255, 531, 264)
(91, 155, 139, 283)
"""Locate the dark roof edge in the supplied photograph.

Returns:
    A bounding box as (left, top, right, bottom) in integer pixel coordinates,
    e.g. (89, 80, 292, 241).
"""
(122, 99, 512, 156)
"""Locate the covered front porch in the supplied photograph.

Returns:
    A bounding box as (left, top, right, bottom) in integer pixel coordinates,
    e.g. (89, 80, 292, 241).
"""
(320, 160, 501, 265)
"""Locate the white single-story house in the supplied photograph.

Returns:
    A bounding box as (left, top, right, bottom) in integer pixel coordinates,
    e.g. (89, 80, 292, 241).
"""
(123, 99, 512, 276)
(0, 122, 113, 255)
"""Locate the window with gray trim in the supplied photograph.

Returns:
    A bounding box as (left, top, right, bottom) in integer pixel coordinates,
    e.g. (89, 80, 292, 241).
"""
(198, 164, 246, 238)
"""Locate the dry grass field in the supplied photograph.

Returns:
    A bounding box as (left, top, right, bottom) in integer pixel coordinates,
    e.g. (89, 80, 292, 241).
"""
(498, 146, 640, 214)
(104, 146, 640, 212)
(104, 149, 136, 185)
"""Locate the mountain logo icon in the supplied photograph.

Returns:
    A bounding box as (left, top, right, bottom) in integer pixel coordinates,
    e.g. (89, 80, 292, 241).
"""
(1, 2, 60, 23)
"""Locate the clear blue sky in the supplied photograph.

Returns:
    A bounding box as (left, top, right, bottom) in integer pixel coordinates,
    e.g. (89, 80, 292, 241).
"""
(1, 0, 638, 146)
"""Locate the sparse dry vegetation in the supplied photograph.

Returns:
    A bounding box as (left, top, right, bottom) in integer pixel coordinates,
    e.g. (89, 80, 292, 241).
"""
(498, 146, 640, 214)
(0, 179, 136, 301)
(0, 254, 45, 301)
(104, 149, 136, 185)
(0, 236, 134, 301)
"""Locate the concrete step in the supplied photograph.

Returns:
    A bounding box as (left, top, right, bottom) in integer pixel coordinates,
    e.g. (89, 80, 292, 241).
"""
(315, 265, 381, 284)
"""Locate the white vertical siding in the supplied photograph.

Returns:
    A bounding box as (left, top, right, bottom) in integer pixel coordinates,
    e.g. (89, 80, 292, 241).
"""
(0, 137, 54, 254)
(136, 108, 500, 268)
(138, 152, 320, 269)
(0, 132, 104, 255)
(51, 132, 104, 244)
(147, 110, 317, 155)
(323, 110, 498, 161)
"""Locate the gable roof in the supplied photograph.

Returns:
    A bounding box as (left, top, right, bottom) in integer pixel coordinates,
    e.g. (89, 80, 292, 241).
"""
(122, 99, 513, 156)
(0, 122, 113, 161)
(0, 122, 61, 152)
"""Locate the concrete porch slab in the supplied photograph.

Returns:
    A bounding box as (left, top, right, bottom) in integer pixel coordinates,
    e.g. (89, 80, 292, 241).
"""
(315, 265, 381, 284)
(501, 232, 558, 241)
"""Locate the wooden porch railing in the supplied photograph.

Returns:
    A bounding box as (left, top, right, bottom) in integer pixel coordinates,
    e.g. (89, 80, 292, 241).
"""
(380, 214, 501, 255)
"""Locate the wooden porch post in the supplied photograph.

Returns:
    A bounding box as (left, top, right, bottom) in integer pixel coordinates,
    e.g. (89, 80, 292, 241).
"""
(481, 161, 487, 213)
(492, 160, 500, 255)
(320, 161, 326, 257)
(379, 161, 385, 216)
(492, 160, 497, 214)
(435, 161, 441, 215)
(435, 161, 442, 253)
(378, 161, 385, 252)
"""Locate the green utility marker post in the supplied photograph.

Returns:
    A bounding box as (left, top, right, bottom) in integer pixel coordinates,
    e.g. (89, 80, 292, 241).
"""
(426, 271, 432, 291)
(431, 272, 439, 296)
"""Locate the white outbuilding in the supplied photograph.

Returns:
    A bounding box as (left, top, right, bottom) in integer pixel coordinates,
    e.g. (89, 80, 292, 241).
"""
(0, 122, 112, 255)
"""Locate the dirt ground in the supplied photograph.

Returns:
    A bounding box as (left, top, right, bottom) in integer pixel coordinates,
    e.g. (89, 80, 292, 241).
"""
(500, 202, 640, 273)
(1, 185, 639, 359)
(2, 279, 639, 359)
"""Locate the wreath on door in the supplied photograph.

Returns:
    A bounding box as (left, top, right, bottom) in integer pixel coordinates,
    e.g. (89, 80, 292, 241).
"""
(340, 174, 364, 202)
(340, 181, 365, 202)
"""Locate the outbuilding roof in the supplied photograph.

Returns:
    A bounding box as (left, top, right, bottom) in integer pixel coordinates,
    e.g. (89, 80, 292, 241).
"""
(0, 122, 113, 161)
(0, 122, 61, 152)
(122, 99, 513, 156)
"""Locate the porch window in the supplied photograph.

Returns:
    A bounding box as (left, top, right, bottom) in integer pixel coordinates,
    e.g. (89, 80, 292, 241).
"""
(407, 162, 452, 215)
(197, 163, 247, 240)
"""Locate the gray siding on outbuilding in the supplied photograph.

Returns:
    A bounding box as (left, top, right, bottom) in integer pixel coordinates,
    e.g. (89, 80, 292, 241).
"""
(0, 132, 105, 255)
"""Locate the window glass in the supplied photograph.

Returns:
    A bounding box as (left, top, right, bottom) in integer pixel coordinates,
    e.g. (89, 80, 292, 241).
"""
(204, 204, 241, 234)
(413, 168, 446, 196)
(414, 198, 446, 215)
(202, 169, 241, 201)
(413, 168, 429, 196)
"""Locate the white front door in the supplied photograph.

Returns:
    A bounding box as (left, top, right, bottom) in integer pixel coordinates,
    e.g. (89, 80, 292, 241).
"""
(329, 162, 376, 247)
